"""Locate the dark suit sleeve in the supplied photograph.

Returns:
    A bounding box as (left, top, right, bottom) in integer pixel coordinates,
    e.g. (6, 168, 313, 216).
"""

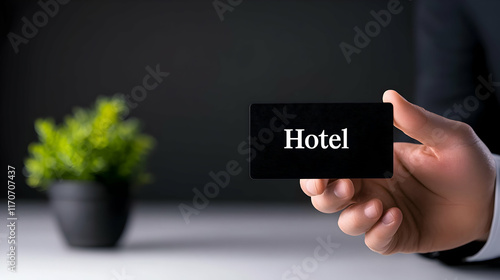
(415, 0, 485, 118)
(415, 0, 500, 265)
(415, 0, 500, 154)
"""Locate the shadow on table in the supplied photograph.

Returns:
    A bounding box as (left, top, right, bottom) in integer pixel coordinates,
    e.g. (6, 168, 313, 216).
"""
(120, 233, 342, 253)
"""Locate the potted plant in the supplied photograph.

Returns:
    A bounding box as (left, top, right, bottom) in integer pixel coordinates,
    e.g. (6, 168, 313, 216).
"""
(24, 96, 154, 247)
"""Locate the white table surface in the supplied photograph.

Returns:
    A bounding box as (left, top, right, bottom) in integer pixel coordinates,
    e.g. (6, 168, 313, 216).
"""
(0, 201, 499, 280)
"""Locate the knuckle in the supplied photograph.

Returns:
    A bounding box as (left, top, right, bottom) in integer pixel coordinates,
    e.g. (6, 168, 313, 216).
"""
(311, 189, 350, 214)
(454, 122, 474, 138)
(364, 238, 390, 255)
(299, 179, 307, 190)
(338, 209, 364, 236)
(311, 196, 335, 214)
(365, 233, 399, 255)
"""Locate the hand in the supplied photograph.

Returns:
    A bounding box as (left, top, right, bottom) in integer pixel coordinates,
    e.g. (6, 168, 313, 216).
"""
(300, 90, 496, 255)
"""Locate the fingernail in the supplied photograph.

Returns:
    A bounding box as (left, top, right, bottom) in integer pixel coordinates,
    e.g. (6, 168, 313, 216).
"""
(333, 185, 347, 199)
(382, 212, 394, 225)
(306, 180, 317, 195)
(364, 203, 378, 219)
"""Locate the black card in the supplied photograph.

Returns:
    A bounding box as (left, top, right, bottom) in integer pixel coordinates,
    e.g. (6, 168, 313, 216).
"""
(249, 103, 393, 179)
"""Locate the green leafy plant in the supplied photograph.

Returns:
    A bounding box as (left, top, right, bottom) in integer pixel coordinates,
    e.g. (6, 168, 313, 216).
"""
(25, 96, 155, 189)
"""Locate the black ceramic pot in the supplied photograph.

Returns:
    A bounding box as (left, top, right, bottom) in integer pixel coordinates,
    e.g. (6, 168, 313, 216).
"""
(48, 180, 130, 247)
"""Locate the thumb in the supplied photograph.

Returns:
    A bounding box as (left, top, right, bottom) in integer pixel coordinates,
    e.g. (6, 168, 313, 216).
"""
(382, 90, 469, 148)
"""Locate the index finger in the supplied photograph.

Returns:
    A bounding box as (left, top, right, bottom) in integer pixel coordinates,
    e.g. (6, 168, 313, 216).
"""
(300, 179, 332, 196)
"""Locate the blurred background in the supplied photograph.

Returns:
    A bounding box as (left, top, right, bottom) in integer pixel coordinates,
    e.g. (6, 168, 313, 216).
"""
(0, 0, 414, 202)
(5, 1, 500, 279)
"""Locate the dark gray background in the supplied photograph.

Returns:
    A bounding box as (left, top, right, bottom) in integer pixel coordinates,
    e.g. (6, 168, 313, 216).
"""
(0, 0, 414, 201)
